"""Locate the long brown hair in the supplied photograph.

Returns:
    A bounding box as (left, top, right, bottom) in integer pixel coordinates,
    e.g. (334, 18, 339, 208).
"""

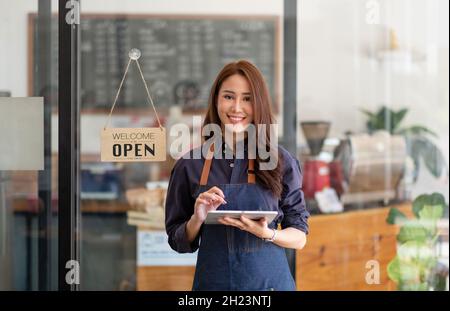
(203, 60, 283, 198)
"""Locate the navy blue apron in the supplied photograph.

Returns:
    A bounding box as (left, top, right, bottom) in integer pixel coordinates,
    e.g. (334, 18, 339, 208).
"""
(192, 147, 296, 291)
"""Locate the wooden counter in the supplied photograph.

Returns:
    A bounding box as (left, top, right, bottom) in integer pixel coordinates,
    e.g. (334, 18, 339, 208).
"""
(296, 203, 412, 291)
(13, 197, 131, 213)
(137, 266, 195, 291)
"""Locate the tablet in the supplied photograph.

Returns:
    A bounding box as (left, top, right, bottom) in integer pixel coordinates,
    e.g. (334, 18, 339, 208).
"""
(204, 210, 278, 225)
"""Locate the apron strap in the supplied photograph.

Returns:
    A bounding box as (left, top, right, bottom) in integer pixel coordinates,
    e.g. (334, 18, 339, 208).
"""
(248, 157, 255, 184)
(199, 144, 255, 186)
(199, 145, 214, 186)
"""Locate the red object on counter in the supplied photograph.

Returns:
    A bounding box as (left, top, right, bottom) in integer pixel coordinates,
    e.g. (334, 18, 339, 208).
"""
(302, 160, 330, 199)
(329, 160, 345, 196)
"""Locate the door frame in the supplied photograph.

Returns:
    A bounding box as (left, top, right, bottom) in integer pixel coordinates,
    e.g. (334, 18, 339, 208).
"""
(58, 0, 81, 291)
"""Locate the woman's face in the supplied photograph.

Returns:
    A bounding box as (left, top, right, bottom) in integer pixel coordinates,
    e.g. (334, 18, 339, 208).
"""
(217, 74, 254, 134)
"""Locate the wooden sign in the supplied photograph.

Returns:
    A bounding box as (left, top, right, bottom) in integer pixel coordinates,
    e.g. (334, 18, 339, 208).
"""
(101, 127, 166, 162)
(100, 52, 166, 162)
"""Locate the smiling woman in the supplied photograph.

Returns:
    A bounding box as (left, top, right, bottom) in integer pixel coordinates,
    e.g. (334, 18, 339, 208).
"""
(217, 74, 254, 133)
(204, 60, 283, 197)
(165, 60, 310, 291)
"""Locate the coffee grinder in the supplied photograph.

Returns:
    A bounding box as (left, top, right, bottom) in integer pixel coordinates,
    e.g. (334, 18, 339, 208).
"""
(300, 121, 331, 199)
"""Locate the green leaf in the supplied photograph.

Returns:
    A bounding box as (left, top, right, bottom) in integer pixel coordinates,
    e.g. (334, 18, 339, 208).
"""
(397, 261, 421, 283)
(405, 138, 421, 182)
(387, 257, 420, 284)
(397, 241, 435, 262)
(388, 252, 435, 290)
(361, 107, 386, 133)
(360, 106, 411, 134)
(359, 108, 377, 119)
(398, 281, 429, 291)
(421, 140, 448, 178)
(387, 256, 401, 283)
(410, 152, 421, 183)
(397, 221, 429, 243)
(386, 207, 407, 224)
(412, 193, 446, 218)
(397, 125, 438, 138)
(376, 106, 391, 120)
(418, 205, 444, 234)
(376, 106, 394, 133)
(392, 108, 408, 132)
(419, 205, 444, 221)
(407, 136, 447, 181)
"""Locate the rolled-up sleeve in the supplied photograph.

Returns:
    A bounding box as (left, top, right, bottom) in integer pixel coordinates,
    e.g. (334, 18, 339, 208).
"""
(165, 160, 200, 253)
(279, 151, 310, 235)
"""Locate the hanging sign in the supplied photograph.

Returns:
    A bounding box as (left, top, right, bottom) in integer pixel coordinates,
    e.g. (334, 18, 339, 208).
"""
(101, 48, 166, 162)
(101, 127, 166, 162)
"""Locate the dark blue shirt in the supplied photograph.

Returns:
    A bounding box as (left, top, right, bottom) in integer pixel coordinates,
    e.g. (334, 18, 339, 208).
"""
(165, 145, 310, 253)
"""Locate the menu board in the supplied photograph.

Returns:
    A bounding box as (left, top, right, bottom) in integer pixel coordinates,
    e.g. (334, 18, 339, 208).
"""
(30, 14, 280, 111)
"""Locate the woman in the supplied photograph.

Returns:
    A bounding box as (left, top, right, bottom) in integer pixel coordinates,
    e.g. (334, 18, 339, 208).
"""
(165, 60, 309, 291)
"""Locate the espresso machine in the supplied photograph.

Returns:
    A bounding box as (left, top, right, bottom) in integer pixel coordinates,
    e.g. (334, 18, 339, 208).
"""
(333, 131, 407, 205)
(300, 120, 407, 207)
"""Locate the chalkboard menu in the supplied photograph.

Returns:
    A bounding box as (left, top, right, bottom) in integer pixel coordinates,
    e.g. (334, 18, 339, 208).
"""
(30, 14, 280, 111)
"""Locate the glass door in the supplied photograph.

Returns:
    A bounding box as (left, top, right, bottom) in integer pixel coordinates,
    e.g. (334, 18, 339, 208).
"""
(0, 0, 58, 290)
(77, 0, 287, 290)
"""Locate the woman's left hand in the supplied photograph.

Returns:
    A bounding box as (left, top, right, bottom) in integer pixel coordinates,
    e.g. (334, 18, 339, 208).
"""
(218, 216, 273, 239)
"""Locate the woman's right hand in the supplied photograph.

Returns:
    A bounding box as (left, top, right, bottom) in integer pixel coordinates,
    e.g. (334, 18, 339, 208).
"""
(192, 186, 227, 224)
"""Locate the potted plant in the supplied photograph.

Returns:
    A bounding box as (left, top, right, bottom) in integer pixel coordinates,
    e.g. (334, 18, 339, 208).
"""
(360, 106, 448, 181)
(386, 192, 448, 290)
